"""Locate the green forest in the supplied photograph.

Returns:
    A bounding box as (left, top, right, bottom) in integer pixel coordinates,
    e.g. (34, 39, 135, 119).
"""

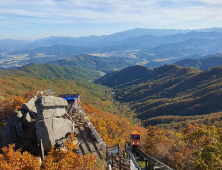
(96, 64, 222, 128)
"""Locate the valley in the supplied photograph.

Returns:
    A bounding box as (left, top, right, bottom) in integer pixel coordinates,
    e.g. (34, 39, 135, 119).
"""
(2, 28, 222, 170)
(2, 29, 222, 129)
(95, 63, 222, 128)
(3, 0, 222, 167)
(2, 28, 222, 131)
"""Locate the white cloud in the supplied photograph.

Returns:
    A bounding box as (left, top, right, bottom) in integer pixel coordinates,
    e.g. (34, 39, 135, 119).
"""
(0, 0, 222, 27)
(194, 0, 222, 5)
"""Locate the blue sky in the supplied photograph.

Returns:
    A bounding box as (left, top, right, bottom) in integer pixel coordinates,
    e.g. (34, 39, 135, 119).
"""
(1, 0, 222, 40)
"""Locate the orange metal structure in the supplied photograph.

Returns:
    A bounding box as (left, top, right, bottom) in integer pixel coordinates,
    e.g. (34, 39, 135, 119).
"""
(130, 131, 141, 149)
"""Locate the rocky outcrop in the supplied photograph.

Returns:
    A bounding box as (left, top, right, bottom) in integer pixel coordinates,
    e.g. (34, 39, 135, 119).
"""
(2, 95, 74, 153)
(35, 96, 73, 152)
(35, 96, 68, 107)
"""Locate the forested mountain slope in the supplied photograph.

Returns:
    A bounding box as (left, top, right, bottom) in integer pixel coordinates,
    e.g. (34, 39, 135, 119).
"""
(94, 65, 153, 87)
(96, 64, 200, 88)
(175, 53, 222, 70)
(49, 54, 133, 73)
(95, 64, 222, 126)
(0, 64, 102, 82)
(0, 76, 136, 119)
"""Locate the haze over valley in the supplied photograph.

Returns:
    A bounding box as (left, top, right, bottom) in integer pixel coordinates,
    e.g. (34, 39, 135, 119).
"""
(1, 28, 222, 70)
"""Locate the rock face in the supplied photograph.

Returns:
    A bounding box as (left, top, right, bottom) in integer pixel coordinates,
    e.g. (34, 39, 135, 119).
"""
(35, 96, 73, 152)
(1, 126, 18, 145)
(36, 107, 67, 120)
(2, 108, 34, 146)
(22, 102, 37, 119)
(22, 102, 37, 113)
(2, 95, 73, 153)
(36, 118, 73, 152)
(35, 96, 68, 107)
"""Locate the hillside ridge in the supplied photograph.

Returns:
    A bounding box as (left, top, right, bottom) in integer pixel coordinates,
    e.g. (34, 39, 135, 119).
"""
(96, 64, 222, 126)
(175, 53, 222, 70)
(0, 63, 102, 82)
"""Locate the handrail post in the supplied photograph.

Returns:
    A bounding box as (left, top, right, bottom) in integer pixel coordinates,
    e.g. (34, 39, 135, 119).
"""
(129, 151, 130, 161)
(38, 139, 44, 161)
(111, 153, 114, 167)
(129, 159, 131, 170)
(117, 143, 120, 156)
(106, 146, 108, 160)
(119, 156, 121, 170)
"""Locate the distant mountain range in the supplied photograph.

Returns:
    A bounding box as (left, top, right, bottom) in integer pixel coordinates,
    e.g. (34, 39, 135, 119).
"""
(0, 39, 30, 49)
(148, 38, 222, 53)
(95, 64, 222, 127)
(8, 44, 95, 56)
(1, 28, 222, 70)
(9, 32, 222, 54)
(121, 31, 222, 48)
(0, 28, 191, 49)
(1, 27, 222, 50)
(175, 53, 222, 70)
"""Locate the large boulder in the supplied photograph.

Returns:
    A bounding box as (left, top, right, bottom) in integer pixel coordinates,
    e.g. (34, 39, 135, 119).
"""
(1, 126, 18, 146)
(35, 96, 68, 107)
(36, 107, 67, 121)
(36, 118, 73, 152)
(2, 95, 72, 153)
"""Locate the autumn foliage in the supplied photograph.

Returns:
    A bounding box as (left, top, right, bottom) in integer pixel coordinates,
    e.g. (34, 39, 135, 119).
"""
(41, 135, 97, 170)
(1, 86, 222, 169)
(0, 91, 35, 122)
(0, 144, 40, 170)
(143, 124, 222, 170)
(0, 135, 97, 170)
(82, 103, 146, 147)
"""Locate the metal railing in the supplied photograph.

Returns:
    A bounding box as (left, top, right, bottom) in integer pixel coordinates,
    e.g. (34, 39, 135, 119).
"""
(125, 142, 174, 170)
(125, 143, 141, 170)
(135, 148, 173, 170)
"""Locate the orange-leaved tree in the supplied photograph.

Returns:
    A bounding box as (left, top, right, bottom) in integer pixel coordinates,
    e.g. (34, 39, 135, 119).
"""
(82, 103, 146, 147)
(41, 134, 97, 170)
(0, 144, 40, 170)
(0, 91, 35, 121)
(0, 135, 97, 170)
(143, 125, 195, 170)
(143, 124, 222, 170)
(183, 124, 222, 170)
